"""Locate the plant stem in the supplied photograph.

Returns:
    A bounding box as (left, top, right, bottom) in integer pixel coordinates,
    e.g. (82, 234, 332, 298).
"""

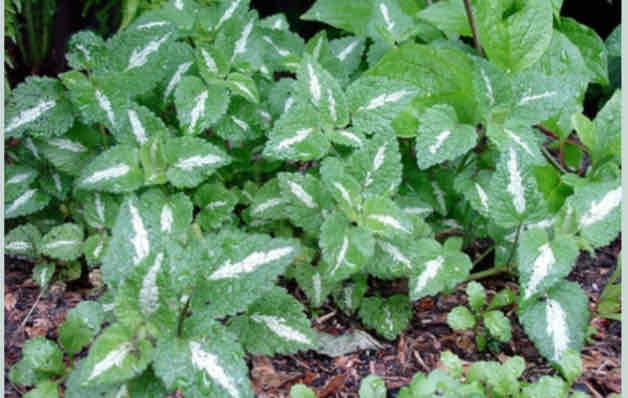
(541, 145, 567, 174)
(467, 264, 508, 281)
(177, 296, 191, 338)
(505, 223, 523, 271)
(463, 0, 484, 56)
(472, 245, 495, 267)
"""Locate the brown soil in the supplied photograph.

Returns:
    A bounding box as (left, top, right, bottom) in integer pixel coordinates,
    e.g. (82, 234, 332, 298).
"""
(4, 239, 621, 398)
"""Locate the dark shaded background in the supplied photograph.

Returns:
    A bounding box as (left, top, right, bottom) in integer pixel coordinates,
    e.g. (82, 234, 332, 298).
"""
(6, 0, 621, 84)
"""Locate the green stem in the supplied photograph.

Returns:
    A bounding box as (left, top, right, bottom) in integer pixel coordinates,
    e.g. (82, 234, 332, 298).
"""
(177, 296, 191, 338)
(23, 0, 39, 67)
(463, 0, 484, 57)
(505, 223, 523, 271)
(472, 245, 495, 267)
(467, 264, 509, 281)
(541, 146, 567, 173)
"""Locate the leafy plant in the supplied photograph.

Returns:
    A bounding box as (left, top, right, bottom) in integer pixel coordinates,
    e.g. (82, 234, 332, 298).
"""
(5, 0, 620, 396)
(447, 281, 515, 352)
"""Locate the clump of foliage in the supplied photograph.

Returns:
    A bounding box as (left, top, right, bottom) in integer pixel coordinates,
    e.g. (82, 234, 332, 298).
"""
(4, 0, 620, 396)
(292, 351, 590, 398)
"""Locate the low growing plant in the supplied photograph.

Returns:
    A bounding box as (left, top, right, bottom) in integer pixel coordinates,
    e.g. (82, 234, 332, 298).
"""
(4, 0, 620, 396)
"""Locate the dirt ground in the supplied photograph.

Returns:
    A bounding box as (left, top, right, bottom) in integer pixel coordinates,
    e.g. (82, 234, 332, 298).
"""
(4, 239, 621, 398)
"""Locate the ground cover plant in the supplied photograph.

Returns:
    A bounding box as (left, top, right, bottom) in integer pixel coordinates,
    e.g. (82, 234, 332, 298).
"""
(4, 0, 621, 396)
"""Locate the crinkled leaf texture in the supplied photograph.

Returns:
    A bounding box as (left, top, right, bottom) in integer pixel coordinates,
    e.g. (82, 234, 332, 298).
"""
(358, 295, 412, 341)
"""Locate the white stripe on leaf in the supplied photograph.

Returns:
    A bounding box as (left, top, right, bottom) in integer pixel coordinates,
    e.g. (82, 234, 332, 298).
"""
(174, 154, 223, 170)
(87, 343, 134, 381)
(208, 246, 294, 280)
(53, 173, 62, 192)
(6, 241, 32, 251)
(139, 252, 164, 316)
(189, 341, 239, 398)
(6, 100, 56, 133)
(231, 116, 249, 131)
(201, 49, 218, 72)
(137, 21, 169, 30)
(331, 236, 350, 275)
(480, 68, 494, 106)
(288, 181, 316, 208)
(251, 198, 283, 214)
(379, 3, 395, 32)
(429, 130, 450, 154)
(413, 256, 444, 296)
(8, 172, 33, 184)
(277, 128, 312, 150)
(263, 36, 290, 57)
(504, 129, 533, 157)
(338, 130, 362, 146)
(25, 138, 40, 159)
(230, 81, 256, 103)
(379, 241, 411, 268)
(43, 240, 79, 250)
(129, 202, 150, 265)
(189, 90, 209, 131)
(48, 138, 88, 153)
(506, 147, 526, 214)
(206, 201, 227, 209)
(126, 33, 171, 71)
(432, 182, 447, 214)
(518, 91, 557, 106)
(96, 90, 116, 126)
(337, 39, 360, 61)
(313, 272, 322, 305)
(128, 109, 148, 145)
(327, 89, 337, 122)
(251, 314, 312, 345)
(232, 19, 255, 61)
(524, 243, 555, 299)
(215, 0, 241, 30)
(579, 186, 622, 227)
(307, 64, 321, 104)
(546, 299, 570, 361)
(83, 164, 131, 185)
(95, 193, 106, 223)
(333, 183, 352, 206)
(160, 205, 173, 233)
(368, 214, 411, 233)
(6, 189, 37, 215)
(358, 90, 409, 111)
(475, 183, 489, 212)
(164, 62, 193, 101)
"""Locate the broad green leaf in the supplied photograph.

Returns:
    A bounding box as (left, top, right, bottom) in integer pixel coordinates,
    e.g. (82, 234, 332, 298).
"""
(409, 238, 472, 301)
(260, 13, 289, 31)
(115, 251, 178, 335)
(40, 223, 84, 261)
(263, 103, 330, 161)
(215, 97, 265, 143)
(559, 348, 583, 385)
(367, 235, 422, 279)
(467, 360, 520, 397)
(415, 104, 477, 170)
(483, 310, 512, 342)
(347, 76, 417, 136)
(5, 76, 74, 138)
(37, 123, 99, 177)
(320, 213, 375, 281)
(196, 44, 229, 83)
(521, 376, 569, 398)
(126, 367, 167, 398)
(229, 287, 316, 355)
(140, 136, 170, 185)
(571, 113, 594, 153)
(5, 188, 50, 219)
(81, 323, 153, 386)
(77, 145, 144, 193)
(358, 295, 412, 340)
(116, 103, 168, 147)
(152, 321, 254, 398)
(301, 0, 378, 38)
(217, 10, 264, 70)
(9, 358, 48, 387)
(194, 182, 238, 231)
(278, 172, 333, 233)
(33, 263, 55, 288)
(440, 351, 464, 379)
(66, 30, 106, 71)
(293, 263, 337, 308)
(486, 120, 544, 164)
(488, 288, 516, 310)
(63, 359, 121, 398)
(466, 281, 486, 313)
(82, 192, 121, 230)
(39, 172, 72, 201)
(165, 136, 231, 188)
(22, 337, 65, 375)
(518, 229, 579, 300)
(569, 180, 621, 248)
(5, 224, 41, 258)
(329, 36, 366, 77)
(333, 275, 368, 315)
(518, 281, 588, 364)
(606, 25, 621, 90)
(475, 0, 553, 72)
(366, 42, 479, 124)
(5, 165, 38, 201)
(328, 128, 366, 148)
(362, 196, 413, 238)
(447, 306, 476, 330)
(591, 90, 621, 163)
(175, 76, 229, 135)
(247, 178, 286, 220)
(198, 233, 298, 318)
(359, 375, 387, 398)
(418, 0, 471, 38)
(471, 56, 513, 117)
(58, 301, 105, 355)
(488, 147, 548, 228)
(23, 381, 59, 398)
(83, 233, 109, 267)
(290, 384, 316, 398)
(320, 157, 362, 221)
(225, 72, 259, 104)
(558, 18, 609, 85)
(296, 54, 349, 128)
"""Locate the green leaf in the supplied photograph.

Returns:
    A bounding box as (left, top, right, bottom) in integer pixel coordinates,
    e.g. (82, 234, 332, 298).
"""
(5, 224, 41, 258)
(175, 76, 230, 135)
(5, 164, 38, 202)
(194, 182, 238, 231)
(37, 124, 99, 177)
(466, 281, 486, 313)
(82, 193, 120, 231)
(518, 281, 589, 364)
(571, 113, 594, 152)
(359, 375, 387, 398)
(77, 145, 144, 193)
(359, 295, 412, 340)
(63, 359, 121, 398)
(409, 238, 472, 301)
(5, 76, 74, 138)
(81, 323, 153, 386)
(294, 263, 337, 308)
(320, 157, 362, 221)
(558, 18, 609, 86)
(483, 310, 512, 342)
(247, 178, 287, 220)
(296, 54, 349, 128)
(569, 180, 621, 248)
(488, 288, 516, 310)
(278, 172, 333, 233)
(518, 228, 579, 300)
(440, 351, 464, 379)
(447, 306, 476, 330)
(33, 263, 55, 289)
(591, 90, 621, 163)
(196, 43, 229, 82)
(333, 275, 368, 315)
(486, 120, 545, 164)
(66, 30, 106, 71)
(521, 376, 569, 398)
(116, 103, 169, 147)
(5, 188, 50, 219)
(418, 0, 471, 38)
(229, 287, 316, 355)
(225, 72, 259, 104)
(165, 136, 231, 188)
(290, 384, 316, 398)
(467, 360, 520, 397)
(23, 381, 59, 398)
(301, 0, 378, 38)
(152, 322, 254, 398)
(58, 301, 105, 355)
(558, 348, 583, 385)
(40, 223, 84, 261)
(367, 235, 422, 279)
(22, 337, 65, 375)
(362, 196, 413, 238)
(415, 104, 477, 170)
(39, 172, 72, 201)
(347, 131, 402, 196)
(329, 36, 366, 77)
(264, 103, 330, 161)
(197, 233, 298, 318)
(328, 128, 366, 149)
(475, 0, 553, 72)
(9, 358, 47, 387)
(488, 147, 548, 228)
(320, 212, 375, 281)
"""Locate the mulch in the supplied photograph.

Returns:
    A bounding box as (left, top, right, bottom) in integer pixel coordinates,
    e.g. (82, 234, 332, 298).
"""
(4, 238, 621, 397)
